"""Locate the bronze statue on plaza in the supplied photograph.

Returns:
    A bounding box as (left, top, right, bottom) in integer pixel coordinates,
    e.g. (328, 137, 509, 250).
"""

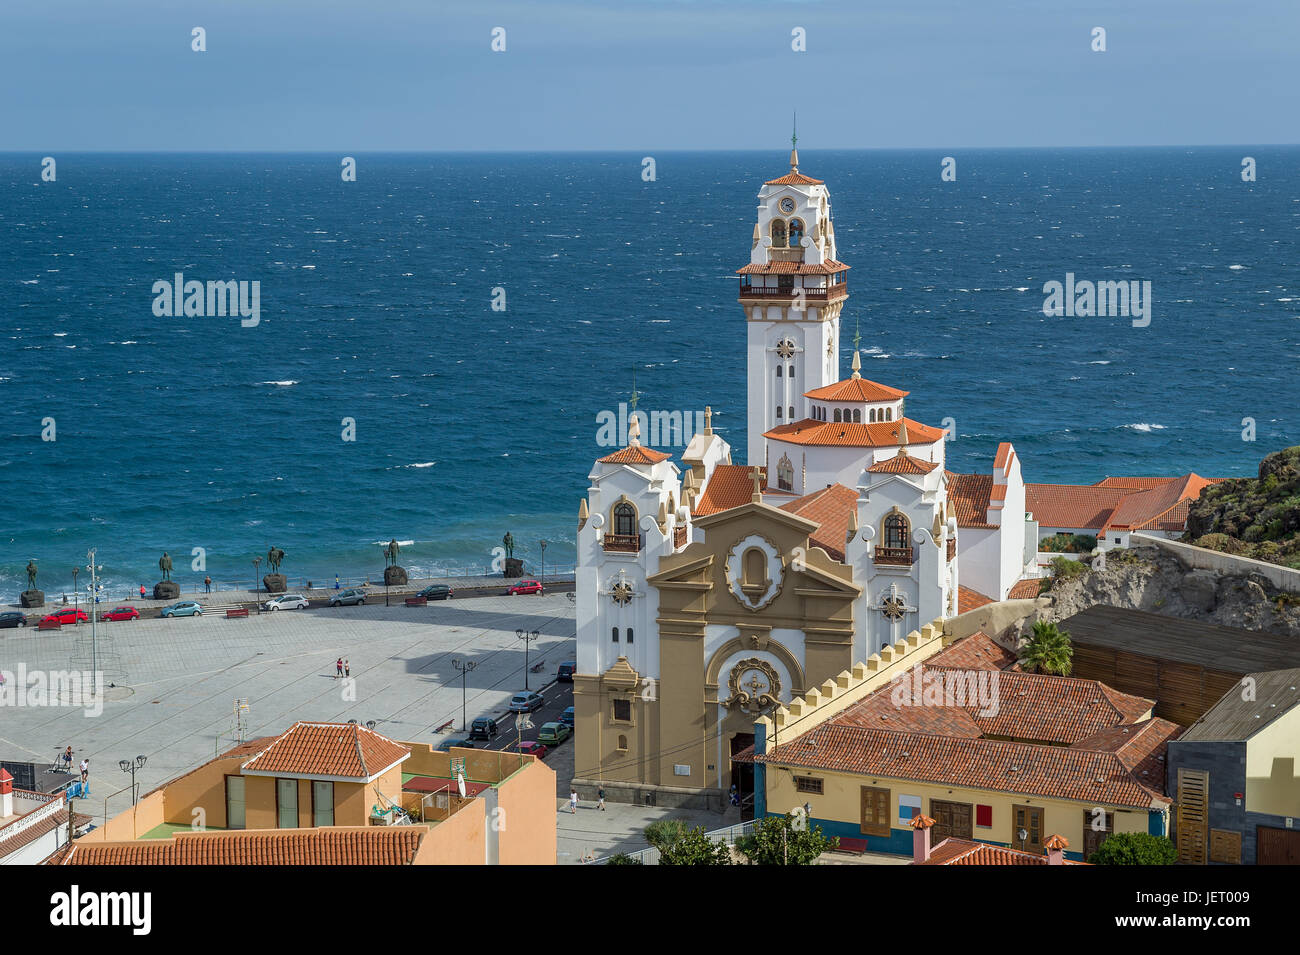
(26, 560, 37, 590)
(503, 532, 514, 559)
(267, 546, 285, 574)
(386, 539, 401, 567)
(158, 552, 173, 581)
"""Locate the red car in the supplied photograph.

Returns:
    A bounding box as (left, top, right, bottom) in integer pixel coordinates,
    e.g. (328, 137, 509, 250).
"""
(517, 740, 548, 759)
(100, 606, 140, 622)
(40, 608, 88, 626)
(507, 579, 543, 596)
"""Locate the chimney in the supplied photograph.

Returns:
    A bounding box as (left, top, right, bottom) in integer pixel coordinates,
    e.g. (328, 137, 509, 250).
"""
(0, 768, 13, 818)
(910, 813, 936, 863)
(1044, 833, 1068, 865)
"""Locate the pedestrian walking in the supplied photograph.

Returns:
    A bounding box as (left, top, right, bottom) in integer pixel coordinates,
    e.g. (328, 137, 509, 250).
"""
(63, 746, 73, 770)
(729, 783, 740, 807)
(597, 786, 606, 811)
(569, 789, 579, 814)
(80, 759, 88, 784)
(335, 658, 343, 679)
(139, 585, 146, 599)
(204, 575, 212, 594)
(344, 660, 350, 678)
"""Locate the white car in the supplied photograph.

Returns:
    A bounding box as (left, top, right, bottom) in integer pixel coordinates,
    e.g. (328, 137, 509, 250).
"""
(263, 594, 309, 611)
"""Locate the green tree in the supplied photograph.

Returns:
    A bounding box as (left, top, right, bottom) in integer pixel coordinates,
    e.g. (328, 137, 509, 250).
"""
(643, 818, 688, 851)
(606, 853, 644, 865)
(1018, 619, 1073, 676)
(657, 826, 733, 865)
(737, 812, 838, 865)
(1087, 832, 1177, 865)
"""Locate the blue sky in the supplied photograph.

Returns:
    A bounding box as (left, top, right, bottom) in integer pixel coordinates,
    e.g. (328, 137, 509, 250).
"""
(3, 0, 1296, 150)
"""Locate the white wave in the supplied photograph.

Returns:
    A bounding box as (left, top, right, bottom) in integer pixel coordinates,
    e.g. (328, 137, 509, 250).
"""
(300, 264, 317, 269)
(1228, 264, 1246, 270)
(20, 279, 37, 285)
(372, 539, 415, 546)
(1088, 360, 1110, 365)
(393, 462, 436, 469)
(262, 380, 298, 387)
(53, 332, 68, 337)
(1122, 423, 1167, 433)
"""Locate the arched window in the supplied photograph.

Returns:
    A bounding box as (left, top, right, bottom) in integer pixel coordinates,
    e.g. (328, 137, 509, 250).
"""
(626, 628, 634, 644)
(885, 408, 893, 421)
(613, 501, 636, 537)
(885, 512, 910, 549)
(776, 405, 783, 419)
(775, 365, 782, 378)
(770, 219, 787, 248)
(869, 408, 877, 423)
(788, 365, 794, 378)
(789, 219, 804, 246)
(617, 735, 628, 752)
(852, 409, 861, 423)
(833, 408, 841, 423)
(788, 406, 795, 420)
(612, 627, 619, 643)
(744, 548, 766, 586)
(777, 453, 794, 491)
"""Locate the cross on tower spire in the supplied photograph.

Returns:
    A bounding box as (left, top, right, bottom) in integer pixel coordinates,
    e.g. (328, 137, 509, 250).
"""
(789, 112, 799, 173)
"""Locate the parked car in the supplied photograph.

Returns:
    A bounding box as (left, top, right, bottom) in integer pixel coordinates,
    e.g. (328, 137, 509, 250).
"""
(436, 738, 475, 752)
(508, 691, 545, 713)
(538, 722, 571, 746)
(161, 601, 203, 618)
(560, 706, 575, 728)
(0, 611, 28, 629)
(42, 608, 88, 625)
(557, 661, 577, 682)
(468, 717, 499, 740)
(507, 579, 543, 596)
(516, 740, 548, 759)
(264, 594, 309, 611)
(328, 588, 366, 607)
(99, 606, 139, 622)
(416, 584, 454, 600)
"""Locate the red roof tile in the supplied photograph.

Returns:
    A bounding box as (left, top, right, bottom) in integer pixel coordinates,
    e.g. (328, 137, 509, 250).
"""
(51, 827, 428, 866)
(0, 808, 91, 860)
(927, 632, 1018, 671)
(957, 585, 994, 614)
(737, 260, 848, 275)
(918, 837, 1087, 865)
(765, 417, 944, 449)
(597, 445, 673, 466)
(1103, 474, 1216, 532)
(778, 484, 859, 561)
(1069, 718, 1183, 793)
(805, 376, 908, 403)
(1007, 578, 1044, 600)
(946, 472, 995, 529)
(764, 171, 825, 186)
(694, 465, 766, 516)
(868, 451, 938, 475)
(1025, 483, 1131, 530)
(241, 722, 410, 780)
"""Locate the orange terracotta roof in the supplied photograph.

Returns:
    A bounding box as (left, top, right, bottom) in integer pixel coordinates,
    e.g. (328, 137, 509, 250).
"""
(804, 376, 908, 403)
(764, 171, 825, 186)
(1069, 718, 1183, 793)
(778, 483, 859, 561)
(868, 451, 938, 475)
(737, 260, 848, 275)
(1104, 474, 1216, 532)
(51, 827, 428, 866)
(1025, 483, 1131, 530)
(946, 472, 995, 529)
(1094, 476, 1180, 490)
(757, 724, 1171, 809)
(764, 417, 944, 449)
(957, 585, 994, 614)
(694, 464, 766, 516)
(918, 837, 1087, 865)
(0, 808, 91, 860)
(1007, 578, 1044, 600)
(241, 722, 410, 780)
(927, 632, 1018, 671)
(597, 444, 673, 466)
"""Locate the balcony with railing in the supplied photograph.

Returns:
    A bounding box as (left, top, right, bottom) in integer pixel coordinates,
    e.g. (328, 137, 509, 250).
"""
(603, 533, 642, 553)
(874, 545, 914, 566)
(738, 281, 847, 302)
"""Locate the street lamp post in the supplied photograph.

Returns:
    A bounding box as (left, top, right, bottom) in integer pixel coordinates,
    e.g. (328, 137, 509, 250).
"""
(516, 628, 540, 690)
(382, 545, 389, 607)
(453, 659, 477, 731)
(72, 567, 79, 624)
(253, 556, 262, 614)
(86, 550, 102, 676)
(119, 755, 147, 804)
(540, 540, 547, 589)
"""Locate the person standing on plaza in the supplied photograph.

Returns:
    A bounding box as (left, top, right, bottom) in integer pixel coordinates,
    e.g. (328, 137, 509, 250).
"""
(335, 658, 343, 679)
(344, 660, 350, 678)
(80, 758, 88, 784)
(204, 575, 212, 594)
(569, 789, 579, 814)
(597, 786, 606, 811)
(63, 746, 73, 770)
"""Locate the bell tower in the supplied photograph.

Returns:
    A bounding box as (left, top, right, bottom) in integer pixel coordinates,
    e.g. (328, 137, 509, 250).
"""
(740, 124, 850, 467)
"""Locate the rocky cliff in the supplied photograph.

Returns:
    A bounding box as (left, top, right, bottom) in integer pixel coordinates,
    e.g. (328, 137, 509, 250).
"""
(1042, 545, 1300, 638)
(1184, 445, 1300, 570)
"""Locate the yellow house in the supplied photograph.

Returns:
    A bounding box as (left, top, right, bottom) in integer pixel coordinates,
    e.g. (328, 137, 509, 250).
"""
(63, 722, 556, 865)
(750, 630, 1177, 861)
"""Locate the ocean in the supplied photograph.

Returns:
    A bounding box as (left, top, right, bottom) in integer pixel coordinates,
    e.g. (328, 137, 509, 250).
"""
(1, 148, 1296, 601)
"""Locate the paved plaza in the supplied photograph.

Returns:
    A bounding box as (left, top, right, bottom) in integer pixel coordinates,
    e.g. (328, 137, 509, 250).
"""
(0, 593, 577, 829)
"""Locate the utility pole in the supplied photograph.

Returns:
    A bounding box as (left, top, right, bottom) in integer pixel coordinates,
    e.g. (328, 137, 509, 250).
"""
(453, 659, 477, 731)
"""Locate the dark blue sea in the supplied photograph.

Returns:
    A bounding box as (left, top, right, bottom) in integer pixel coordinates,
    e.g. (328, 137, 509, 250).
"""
(1, 149, 1296, 601)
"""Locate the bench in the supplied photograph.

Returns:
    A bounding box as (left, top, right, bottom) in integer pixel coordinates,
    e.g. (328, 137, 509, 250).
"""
(833, 837, 869, 855)
(38, 618, 61, 631)
(434, 719, 455, 733)
(404, 595, 427, 607)
(226, 608, 249, 618)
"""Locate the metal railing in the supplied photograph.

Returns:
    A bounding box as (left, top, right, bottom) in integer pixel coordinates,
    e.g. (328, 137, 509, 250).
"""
(595, 818, 756, 865)
(738, 282, 847, 300)
(874, 546, 914, 566)
(602, 533, 642, 553)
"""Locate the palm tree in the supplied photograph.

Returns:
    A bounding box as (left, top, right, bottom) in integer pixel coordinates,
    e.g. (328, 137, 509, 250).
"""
(1018, 619, 1073, 676)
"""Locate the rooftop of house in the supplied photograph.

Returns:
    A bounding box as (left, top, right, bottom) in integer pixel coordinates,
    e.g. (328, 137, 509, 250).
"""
(926, 631, 1019, 671)
(1177, 667, 1300, 742)
(916, 836, 1087, 866)
(48, 825, 430, 866)
(777, 483, 860, 561)
(957, 585, 994, 614)
(240, 721, 411, 781)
